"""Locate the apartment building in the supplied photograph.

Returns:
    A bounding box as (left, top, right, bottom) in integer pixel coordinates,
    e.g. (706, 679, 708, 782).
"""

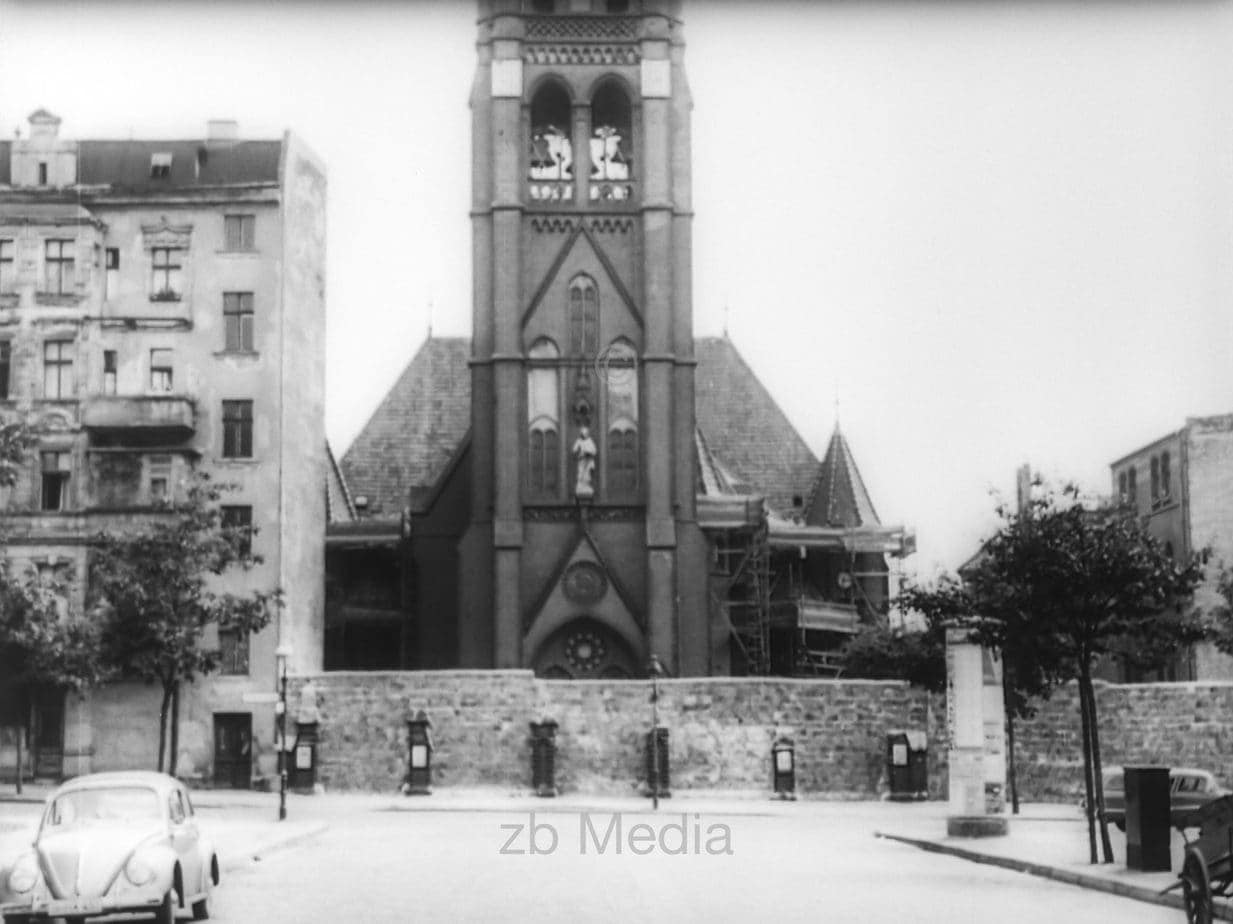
(1110, 414, 1233, 681)
(0, 110, 325, 784)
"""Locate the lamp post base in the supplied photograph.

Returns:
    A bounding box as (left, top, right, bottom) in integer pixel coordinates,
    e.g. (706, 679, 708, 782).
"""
(946, 815, 1008, 837)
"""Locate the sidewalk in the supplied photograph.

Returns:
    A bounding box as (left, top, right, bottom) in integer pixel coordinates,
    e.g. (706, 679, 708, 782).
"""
(0, 785, 327, 875)
(873, 802, 1233, 921)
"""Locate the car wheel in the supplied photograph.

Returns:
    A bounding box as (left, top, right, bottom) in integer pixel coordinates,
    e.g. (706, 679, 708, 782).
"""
(155, 889, 177, 924)
(191, 895, 211, 921)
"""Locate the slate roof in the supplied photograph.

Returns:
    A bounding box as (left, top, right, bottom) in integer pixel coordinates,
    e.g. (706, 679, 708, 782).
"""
(340, 335, 876, 522)
(694, 336, 819, 512)
(75, 140, 282, 191)
(804, 427, 881, 528)
(340, 337, 472, 518)
(326, 442, 356, 524)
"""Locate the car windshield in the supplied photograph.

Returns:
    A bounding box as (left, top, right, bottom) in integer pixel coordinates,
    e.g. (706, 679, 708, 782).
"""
(45, 787, 161, 828)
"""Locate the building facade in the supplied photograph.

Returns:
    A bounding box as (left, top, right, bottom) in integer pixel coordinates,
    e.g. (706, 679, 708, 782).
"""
(0, 111, 326, 784)
(1109, 413, 1233, 681)
(331, 0, 912, 681)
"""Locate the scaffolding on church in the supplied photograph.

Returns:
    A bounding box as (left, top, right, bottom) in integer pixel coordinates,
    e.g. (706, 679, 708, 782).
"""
(703, 497, 913, 678)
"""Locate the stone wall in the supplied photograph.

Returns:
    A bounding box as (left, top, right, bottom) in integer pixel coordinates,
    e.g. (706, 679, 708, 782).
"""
(290, 672, 946, 798)
(1011, 681, 1233, 800)
(293, 672, 1233, 801)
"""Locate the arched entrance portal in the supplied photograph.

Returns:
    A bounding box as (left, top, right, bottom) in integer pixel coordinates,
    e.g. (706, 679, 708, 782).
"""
(532, 618, 639, 679)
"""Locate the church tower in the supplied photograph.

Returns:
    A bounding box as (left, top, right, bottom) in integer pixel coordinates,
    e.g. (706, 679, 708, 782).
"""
(462, 0, 708, 677)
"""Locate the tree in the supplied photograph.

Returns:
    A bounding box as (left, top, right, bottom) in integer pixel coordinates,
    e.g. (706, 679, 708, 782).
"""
(841, 616, 946, 693)
(89, 474, 281, 776)
(958, 484, 1205, 864)
(1208, 563, 1233, 657)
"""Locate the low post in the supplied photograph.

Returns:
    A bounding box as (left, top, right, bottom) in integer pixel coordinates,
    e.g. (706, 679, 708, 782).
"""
(529, 718, 559, 797)
(404, 710, 433, 796)
(771, 736, 796, 800)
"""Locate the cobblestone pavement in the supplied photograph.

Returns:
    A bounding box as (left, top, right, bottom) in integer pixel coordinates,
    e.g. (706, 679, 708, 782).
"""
(206, 804, 1183, 924)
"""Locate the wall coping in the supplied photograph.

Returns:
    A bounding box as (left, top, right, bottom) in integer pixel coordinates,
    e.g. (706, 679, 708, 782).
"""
(292, 671, 912, 689)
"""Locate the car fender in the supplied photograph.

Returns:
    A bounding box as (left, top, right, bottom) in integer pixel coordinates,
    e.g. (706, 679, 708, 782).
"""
(126, 842, 178, 894)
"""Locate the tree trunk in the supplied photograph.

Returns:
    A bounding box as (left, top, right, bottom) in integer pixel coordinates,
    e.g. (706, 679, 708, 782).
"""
(1076, 676, 1098, 864)
(157, 682, 173, 773)
(1003, 669, 1019, 814)
(14, 720, 22, 796)
(1007, 713, 1019, 815)
(1081, 669, 1114, 863)
(168, 682, 181, 778)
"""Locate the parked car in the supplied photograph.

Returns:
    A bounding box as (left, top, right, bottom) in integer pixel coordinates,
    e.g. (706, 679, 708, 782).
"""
(1101, 767, 1229, 831)
(0, 771, 218, 923)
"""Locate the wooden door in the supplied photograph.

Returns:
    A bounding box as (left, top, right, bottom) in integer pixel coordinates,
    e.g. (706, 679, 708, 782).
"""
(212, 713, 252, 789)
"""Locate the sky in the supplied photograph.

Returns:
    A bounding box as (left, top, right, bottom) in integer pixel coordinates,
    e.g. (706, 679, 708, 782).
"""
(2, 0, 1231, 576)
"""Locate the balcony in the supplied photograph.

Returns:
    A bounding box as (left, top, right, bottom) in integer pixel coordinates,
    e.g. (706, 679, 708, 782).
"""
(82, 394, 196, 440)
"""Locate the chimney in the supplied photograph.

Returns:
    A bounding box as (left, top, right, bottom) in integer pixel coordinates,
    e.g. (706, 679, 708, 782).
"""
(206, 119, 238, 144)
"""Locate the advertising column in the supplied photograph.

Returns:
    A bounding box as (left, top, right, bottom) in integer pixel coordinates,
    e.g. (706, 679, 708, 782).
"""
(946, 625, 1008, 836)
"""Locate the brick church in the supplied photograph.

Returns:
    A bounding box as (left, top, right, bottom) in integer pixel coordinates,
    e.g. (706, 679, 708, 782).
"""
(327, 0, 913, 679)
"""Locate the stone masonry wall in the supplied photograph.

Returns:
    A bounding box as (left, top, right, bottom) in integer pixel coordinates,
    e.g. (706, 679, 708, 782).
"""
(290, 672, 946, 797)
(293, 673, 1233, 801)
(1013, 681, 1233, 800)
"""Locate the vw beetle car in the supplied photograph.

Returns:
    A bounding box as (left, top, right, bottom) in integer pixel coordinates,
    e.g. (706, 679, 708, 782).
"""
(0, 771, 219, 923)
(1101, 767, 1229, 831)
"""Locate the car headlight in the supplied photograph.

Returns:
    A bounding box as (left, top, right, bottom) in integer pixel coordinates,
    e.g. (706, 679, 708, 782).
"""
(8, 853, 40, 894)
(124, 855, 155, 887)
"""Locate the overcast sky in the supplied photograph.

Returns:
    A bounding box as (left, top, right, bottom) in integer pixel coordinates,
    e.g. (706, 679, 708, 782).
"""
(2, 0, 1230, 576)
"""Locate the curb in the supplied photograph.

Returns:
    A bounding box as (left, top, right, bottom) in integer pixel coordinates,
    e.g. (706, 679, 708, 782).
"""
(221, 822, 330, 874)
(875, 831, 1233, 921)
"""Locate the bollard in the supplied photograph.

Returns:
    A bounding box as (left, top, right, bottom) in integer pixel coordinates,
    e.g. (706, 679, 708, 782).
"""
(404, 710, 433, 796)
(771, 736, 796, 800)
(644, 726, 671, 799)
(529, 719, 559, 797)
(291, 721, 319, 794)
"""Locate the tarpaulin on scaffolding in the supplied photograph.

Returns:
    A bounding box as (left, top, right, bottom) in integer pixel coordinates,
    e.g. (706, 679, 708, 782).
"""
(797, 599, 861, 634)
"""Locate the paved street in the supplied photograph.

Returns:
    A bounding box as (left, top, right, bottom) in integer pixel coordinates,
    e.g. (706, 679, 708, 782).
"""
(206, 804, 1181, 923)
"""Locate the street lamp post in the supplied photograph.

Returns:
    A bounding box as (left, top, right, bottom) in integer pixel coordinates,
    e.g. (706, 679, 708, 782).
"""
(275, 643, 293, 822)
(648, 655, 663, 811)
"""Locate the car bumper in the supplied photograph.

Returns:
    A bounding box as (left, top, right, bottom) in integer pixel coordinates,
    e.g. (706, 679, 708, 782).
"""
(2, 892, 163, 920)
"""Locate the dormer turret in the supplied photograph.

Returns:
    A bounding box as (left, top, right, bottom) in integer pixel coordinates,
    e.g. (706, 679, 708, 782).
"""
(11, 109, 77, 188)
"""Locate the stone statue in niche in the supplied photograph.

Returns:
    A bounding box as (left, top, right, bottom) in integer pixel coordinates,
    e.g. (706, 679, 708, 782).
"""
(530, 125, 573, 180)
(572, 427, 597, 499)
(590, 126, 629, 180)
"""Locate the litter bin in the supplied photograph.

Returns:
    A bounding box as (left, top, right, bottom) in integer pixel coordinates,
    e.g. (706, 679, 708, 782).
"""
(887, 730, 928, 801)
(1124, 765, 1171, 872)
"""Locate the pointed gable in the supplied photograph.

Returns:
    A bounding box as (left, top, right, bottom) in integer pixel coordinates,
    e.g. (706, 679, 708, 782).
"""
(804, 427, 881, 528)
(694, 336, 818, 512)
(522, 225, 642, 339)
(339, 337, 471, 518)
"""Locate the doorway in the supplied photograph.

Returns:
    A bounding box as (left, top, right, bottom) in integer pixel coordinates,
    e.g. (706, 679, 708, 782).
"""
(212, 713, 252, 789)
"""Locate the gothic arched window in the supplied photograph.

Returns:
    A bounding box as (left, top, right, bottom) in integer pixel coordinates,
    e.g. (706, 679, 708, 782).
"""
(590, 81, 632, 181)
(604, 338, 638, 495)
(568, 275, 599, 358)
(527, 338, 561, 495)
(529, 83, 572, 182)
